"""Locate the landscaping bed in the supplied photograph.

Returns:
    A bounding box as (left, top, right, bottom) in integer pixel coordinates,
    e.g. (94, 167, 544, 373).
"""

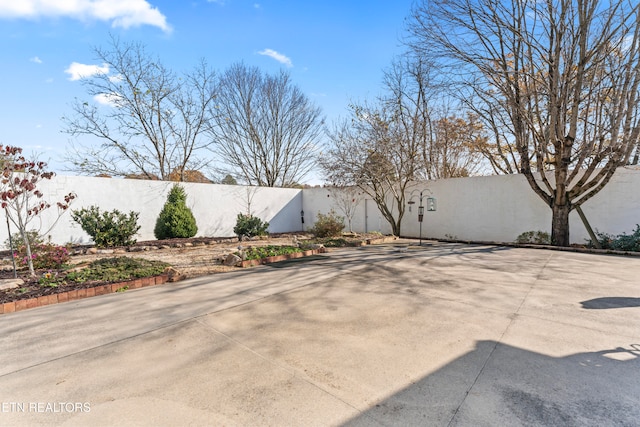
(236, 247, 325, 267)
(0, 233, 394, 312)
(0, 257, 170, 305)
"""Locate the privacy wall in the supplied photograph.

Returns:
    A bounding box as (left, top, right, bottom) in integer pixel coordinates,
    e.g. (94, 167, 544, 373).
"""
(2, 168, 638, 247)
(303, 167, 640, 244)
(400, 167, 640, 243)
(2, 176, 301, 246)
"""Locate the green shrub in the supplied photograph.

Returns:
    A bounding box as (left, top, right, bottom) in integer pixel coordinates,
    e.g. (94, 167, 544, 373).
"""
(234, 213, 269, 238)
(309, 210, 344, 238)
(321, 238, 348, 247)
(587, 225, 640, 252)
(71, 206, 141, 247)
(516, 230, 551, 245)
(154, 184, 198, 239)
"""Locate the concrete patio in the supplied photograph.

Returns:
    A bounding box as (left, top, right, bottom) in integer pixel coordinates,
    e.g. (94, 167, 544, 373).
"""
(0, 242, 639, 426)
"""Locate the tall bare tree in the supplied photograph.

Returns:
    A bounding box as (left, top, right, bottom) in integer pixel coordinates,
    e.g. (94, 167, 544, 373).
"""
(63, 37, 217, 181)
(209, 63, 324, 187)
(409, 0, 640, 245)
(322, 56, 487, 235)
(383, 57, 488, 180)
(423, 113, 488, 178)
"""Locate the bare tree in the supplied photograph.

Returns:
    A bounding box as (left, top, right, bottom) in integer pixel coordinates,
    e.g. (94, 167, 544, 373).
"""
(468, 93, 522, 175)
(322, 56, 488, 235)
(63, 37, 217, 181)
(209, 63, 324, 187)
(409, 0, 640, 245)
(423, 113, 488, 178)
(321, 100, 421, 236)
(328, 186, 364, 233)
(383, 57, 489, 179)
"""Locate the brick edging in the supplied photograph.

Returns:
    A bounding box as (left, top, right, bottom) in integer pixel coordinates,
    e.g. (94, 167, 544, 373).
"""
(237, 248, 325, 268)
(0, 274, 169, 315)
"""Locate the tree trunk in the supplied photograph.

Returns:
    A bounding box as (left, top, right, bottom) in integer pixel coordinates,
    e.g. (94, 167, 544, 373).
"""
(392, 220, 401, 237)
(551, 202, 571, 247)
(18, 227, 36, 277)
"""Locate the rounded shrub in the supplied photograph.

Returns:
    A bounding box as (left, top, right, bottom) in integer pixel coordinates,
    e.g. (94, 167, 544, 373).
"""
(71, 206, 141, 247)
(154, 184, 198, 239)
(309, 210, 344, 238)
(233, 213, 269, 238)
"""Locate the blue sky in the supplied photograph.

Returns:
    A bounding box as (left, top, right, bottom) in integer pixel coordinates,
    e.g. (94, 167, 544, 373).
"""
(0, 0, 414, 180)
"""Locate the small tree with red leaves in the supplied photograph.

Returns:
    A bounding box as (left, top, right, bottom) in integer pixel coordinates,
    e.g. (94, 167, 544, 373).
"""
(0, 146, 76, 276)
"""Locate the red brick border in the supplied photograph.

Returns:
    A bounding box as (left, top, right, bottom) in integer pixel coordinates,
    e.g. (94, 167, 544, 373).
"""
(0, 273, 169, 316)
(237, 248, 324, 268)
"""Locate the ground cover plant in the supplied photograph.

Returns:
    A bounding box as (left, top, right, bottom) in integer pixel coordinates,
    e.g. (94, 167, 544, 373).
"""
(64, 257, 169, 284)
(241, 245, 302, 260)
(0, 257, 169, 303)
(311, 238, 349, 248)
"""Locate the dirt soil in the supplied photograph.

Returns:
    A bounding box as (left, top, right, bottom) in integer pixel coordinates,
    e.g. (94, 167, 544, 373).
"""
(72, 235, 302, 277)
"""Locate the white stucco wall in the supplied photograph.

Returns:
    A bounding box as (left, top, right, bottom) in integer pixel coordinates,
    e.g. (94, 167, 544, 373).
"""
(302, 167, 640, 244)
(422, 166, 640, 243)
(2, 167, 638, 247)
(1, 176, 301, 246)
(301, 188, 393, 235)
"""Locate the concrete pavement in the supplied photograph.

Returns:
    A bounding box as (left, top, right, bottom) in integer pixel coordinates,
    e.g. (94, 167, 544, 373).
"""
(0, 242, 639, 426)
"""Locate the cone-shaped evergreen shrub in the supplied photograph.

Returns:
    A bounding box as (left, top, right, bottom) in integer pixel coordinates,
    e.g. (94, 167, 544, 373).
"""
(154, 184, 198, 239)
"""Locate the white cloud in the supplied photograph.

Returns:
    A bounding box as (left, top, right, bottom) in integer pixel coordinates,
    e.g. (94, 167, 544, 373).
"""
(258, 49, 293, 67)
(94, 92, 123, 107)
(30, 56, 42, 64)
(65, 62, 109, 81)
(0, 0, 171, 33)
(254, 3, 261, 9)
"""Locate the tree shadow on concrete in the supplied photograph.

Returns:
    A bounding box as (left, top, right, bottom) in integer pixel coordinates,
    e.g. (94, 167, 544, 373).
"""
(343, 341, 640, 427)
(265, 255, 331, 268)
(581, 297, 640, 309)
